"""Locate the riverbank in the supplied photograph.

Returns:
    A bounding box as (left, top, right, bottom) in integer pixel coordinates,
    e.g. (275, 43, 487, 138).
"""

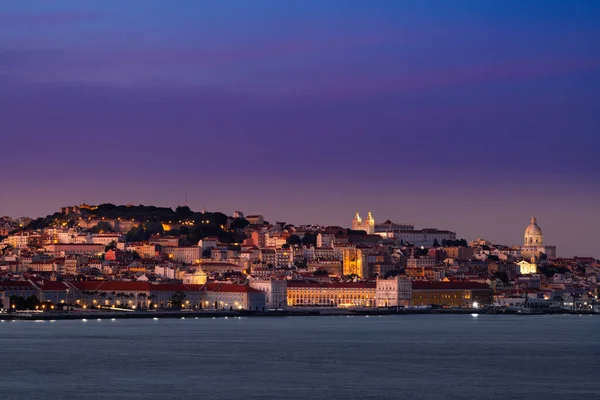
(1, 307, 597, 321)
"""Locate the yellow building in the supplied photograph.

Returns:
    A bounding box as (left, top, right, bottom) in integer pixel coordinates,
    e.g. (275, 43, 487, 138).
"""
(411, 282, 493, 308)
(342, 248, 367, 278)
(191, 268, 208, 285)
(287, 281, 376, 307)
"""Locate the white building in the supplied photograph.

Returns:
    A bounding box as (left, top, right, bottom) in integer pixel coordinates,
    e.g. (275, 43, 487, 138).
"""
(249, 279, 288, 310)
(162, 246, 201, 264)
(517, 258, 537, 275)
(46, 228, 77, 244)
(198, 237, 219, 250)
(201, 283, 266, 311)
(316, 233, 335, 248)
(4, 233, 30, 249)
(376, 276, 412, 307)
(91, 234, 122, 246)
(395, 229, 456, 247)
(155, 265, 177, 279)
(520, 217, 557, 258)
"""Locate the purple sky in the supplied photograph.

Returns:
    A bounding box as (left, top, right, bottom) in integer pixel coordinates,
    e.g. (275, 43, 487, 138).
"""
(1, 1, 599, 257)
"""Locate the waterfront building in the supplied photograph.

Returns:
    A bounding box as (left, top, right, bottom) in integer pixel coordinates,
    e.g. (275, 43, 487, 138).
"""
(68, 281, 265, 310)
(200, 283, 265, 311)
(0, 281, 39, 302)
(249, 279, 288, 310)
(411, 281, 493, 308)
(376, 276, 412, 307)
(287, 281, 376, 307)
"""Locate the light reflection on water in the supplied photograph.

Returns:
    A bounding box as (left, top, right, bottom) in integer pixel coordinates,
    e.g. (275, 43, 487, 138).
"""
(0, 315, 599, 400)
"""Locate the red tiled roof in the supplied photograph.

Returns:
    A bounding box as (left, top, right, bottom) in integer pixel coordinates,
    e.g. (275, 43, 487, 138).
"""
(287, 280, 376, 289)
(412, 281, 491, 290)
(0, 281, 36, 289)
(70, 281, 256, 293)
(200, 283, 262, 293)
(73, 281, 151, 292)
(38, 281, 71, 291)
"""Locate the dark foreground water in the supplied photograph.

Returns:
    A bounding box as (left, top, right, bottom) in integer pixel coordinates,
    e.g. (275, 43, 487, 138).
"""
(0, 315, 599, 400)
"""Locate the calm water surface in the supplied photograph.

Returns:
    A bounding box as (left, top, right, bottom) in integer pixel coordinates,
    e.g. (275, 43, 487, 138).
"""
(0, 315, 599, 400)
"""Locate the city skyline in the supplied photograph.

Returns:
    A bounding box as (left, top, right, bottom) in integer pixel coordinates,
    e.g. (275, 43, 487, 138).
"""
(2, 199, 593, 259)
(1, 1, 599, 257)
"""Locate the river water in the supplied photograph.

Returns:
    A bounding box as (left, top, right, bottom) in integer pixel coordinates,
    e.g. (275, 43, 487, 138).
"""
(0, 314, 598, 400)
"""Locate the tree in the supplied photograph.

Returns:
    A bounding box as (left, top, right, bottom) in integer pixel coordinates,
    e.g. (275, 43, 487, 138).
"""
(89, 221, 115, 234)
(433, 239, 440, 248)
(313, 268, 329, 276)
(384, 270, 401, 279)
(104, 240, 117, 252)
(9, 295, 40, 310)
(144, 221, 164, 236)
(287, 235, 302, 246)
(174, 206, 193, 219)
(169, 291, 187, 308)
(493, 271, 509, 284)
(230, 218, 250, 230)
(441, 238, 468, 247)
(302, 233, 317, 246)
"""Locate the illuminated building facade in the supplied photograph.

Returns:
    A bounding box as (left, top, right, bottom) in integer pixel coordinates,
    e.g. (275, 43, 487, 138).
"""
(411, 282, 493, 308)
(517, 258, 537, 275)
(162, 246, 201, 264)
(287, 281, 376, 307)
(352, 211, 375, 234)
(249, 279, 288, 310)
(520, 216, 556, 258)
(376, 276, 412, 307)
(342, 248, 367, 278)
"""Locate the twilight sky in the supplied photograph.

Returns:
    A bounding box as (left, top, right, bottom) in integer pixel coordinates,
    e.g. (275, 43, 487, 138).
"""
(1, 1, 599, 257)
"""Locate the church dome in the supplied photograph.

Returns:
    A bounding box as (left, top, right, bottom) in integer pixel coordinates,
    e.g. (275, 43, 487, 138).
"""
(524, 216, 543, 246)
(525, 216, 542, 236)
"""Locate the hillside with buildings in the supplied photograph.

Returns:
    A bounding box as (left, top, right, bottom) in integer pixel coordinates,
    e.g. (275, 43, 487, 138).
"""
(0, 205, 598, 313)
